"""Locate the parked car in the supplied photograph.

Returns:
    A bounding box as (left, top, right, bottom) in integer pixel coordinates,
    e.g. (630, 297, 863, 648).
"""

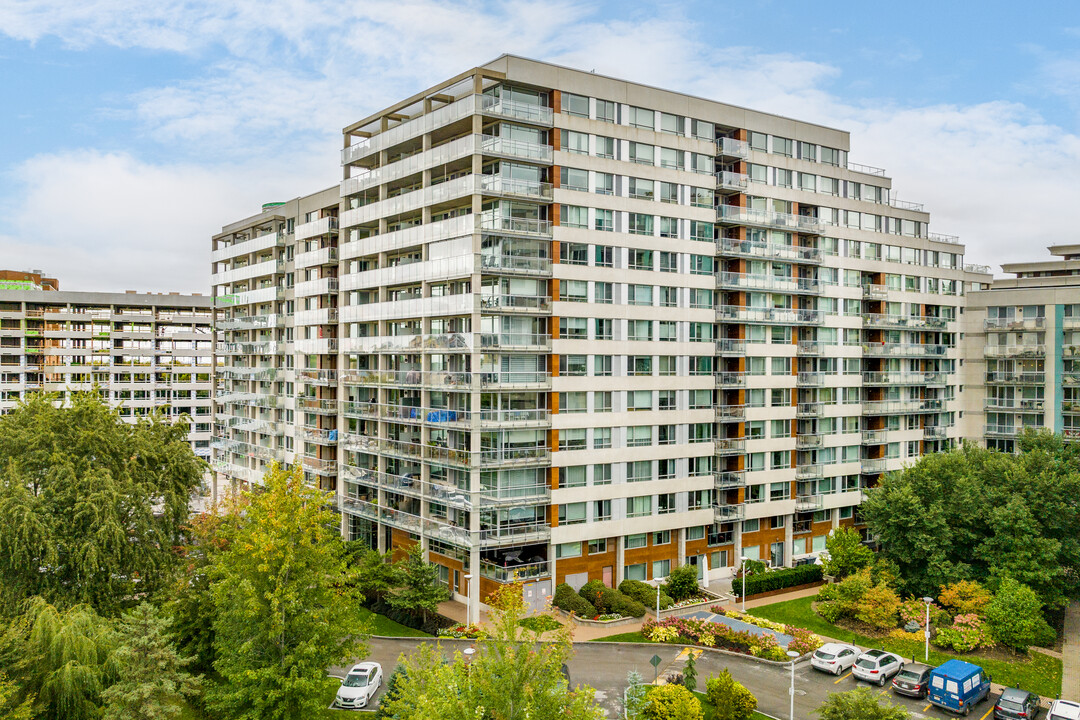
(810, 643, 860, 675)
(851, 649, 904, 686)
(892, 663, 933, 699)
(995, 687, 1041, 719)
(928, 659, 992, 716)
(335, 662, 383, 710)
(1048, 700, 1080, 720)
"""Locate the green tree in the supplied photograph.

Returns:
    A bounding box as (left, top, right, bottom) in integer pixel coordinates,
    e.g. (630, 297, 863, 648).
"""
(984, 577, 1056, 651)
(0, 671, 33, 720)
(0, 597, 116, 720)
(348, 546, 395, 605)
(705, 669, 757, 720)
(374, 665, 407, 720)
(642, 684, 702, 720)
(682, 651, 698, 693)
(861, 438, 1080, 604)
(206, 464, 369, 720)
(663, 565, 700, 602)
(100, 603, 200, 720)
(822, 527, 873, 578)
(385, 544, 449, 627)
(813, 688, 909, 720)
(0, 392, 204, 615)
(380, 583, 604, 720)
(854, 583, 901, 629)
(623, 670, 648, 720)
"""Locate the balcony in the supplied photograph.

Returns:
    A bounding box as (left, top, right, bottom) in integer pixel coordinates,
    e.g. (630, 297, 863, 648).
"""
(985, 371, 1045, 385)
(716, 137, 749, 159)
(984, 424, 1019, 438)
(861, 458, 887, 474)
(480, 560, 551, 584)
(480, 175, 553, 201)
(716, 305, 823, 326)
(984, 345, 1046, 359)
(715, 404, 747, 422)
(302, 427, 339, 444)
(211, 259, 284, 286)
(297, 396, 338, 413)
(294, 338, 339, 354)
(984, 398, 1046, 413)
(796, 402, 825, 418)
(861, 284, 889, 300)
(211, 232, 284, 263)
(796, 341, 823, 355)
(296, 368, 338, 386)
(294, 277, 339, 297)
(716, 171, 749, 193)
(797, 372, 826, 386)
(795, 495, 824, 512)
(714, 503, 745, 521)
(293, 307, 339, 326)
(217, 341, 279, 355)
(480, 293, 551, 313)
(717, 237, 822, 264)
(715, 371, 746, 388)
(716, 205, 824, 234)
(862, 371, 936, 386)
(480, 135, 553, 164)
(478, 212, 552, 237)
(216, 313, 285, 331)
(796, 465, 823, 480)
(717, 272, 820, 294)
(796, 434, 823, 449)
(863, 398, 944, 414)
(479, 95, 554, 126)
(863, 314, 949, 330)
(294, 246, 339, 270)
(479, 523, 551, 547)
(715, 471, 746, 489)
(861, 342, 949, 358)
(984, 317, 1045, 331)
(478, 483, 550, 506)
(860, 429, 887, 444)
(295, 216, 339, 241)
(479, 253, 553, 276)
(924, 425, 948, 439)
(478, 332, 551, 351)
(216, 286, 285, 306)
(715, 338, 746, 355)
(715, 438, 746, 456)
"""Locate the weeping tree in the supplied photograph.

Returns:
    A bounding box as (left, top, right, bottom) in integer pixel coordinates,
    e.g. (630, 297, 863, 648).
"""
(0, 392, 205, 615)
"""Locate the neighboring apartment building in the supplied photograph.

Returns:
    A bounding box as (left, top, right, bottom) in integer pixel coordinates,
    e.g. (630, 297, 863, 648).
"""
(0, 271, 214, 458)
(962, 245, 1080, 451)
(211, 55, 991, 621)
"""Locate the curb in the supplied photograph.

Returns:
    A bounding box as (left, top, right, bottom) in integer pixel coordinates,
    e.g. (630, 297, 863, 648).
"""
(583, 640, 811, 667)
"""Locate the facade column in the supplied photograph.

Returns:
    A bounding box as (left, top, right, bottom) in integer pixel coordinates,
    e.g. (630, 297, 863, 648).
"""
(468, 545, 481, 625)
(615, 536, 625, 586)
(784, 521, 794, 568)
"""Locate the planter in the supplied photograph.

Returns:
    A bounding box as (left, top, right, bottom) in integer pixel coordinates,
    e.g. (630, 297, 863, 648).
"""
(553, 608, 641, 628)
(655, 589, 724, 619)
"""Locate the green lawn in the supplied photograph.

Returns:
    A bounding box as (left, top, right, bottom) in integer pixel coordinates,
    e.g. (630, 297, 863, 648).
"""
(359, 605, 432, 637)
(747, 596, 1062, 697)
(592, 630, 649, 643)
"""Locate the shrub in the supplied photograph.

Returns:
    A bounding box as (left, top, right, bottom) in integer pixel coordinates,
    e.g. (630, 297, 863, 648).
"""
(834, 568, 873, 617)
(517, 615, 562, 633)
(854, 583, 901, 629)
(816, 583, 840, 602)
(643, 683, 703, 720)
(732, 564, 823, 598)
(579, 580, 611, 610)
(931, 613, 995, 652)
(552, 583, 595, 617)
(938, 580, 992, 616)
(706, 669, 758, 720)
(984, 577, 1056, 652)
(620, 579, 674, 610)
(664, 564, 701, 602)
(870, 558, 903, 588)
(816, 601, 843, 624)
(898, 598, 949, 629)
(608, 592, 647, 618)
(822, 527, 873, 578)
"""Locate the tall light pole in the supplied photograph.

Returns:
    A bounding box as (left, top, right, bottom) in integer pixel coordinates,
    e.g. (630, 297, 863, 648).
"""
(921, 596, 933, 662)
(787, 649, 800, 720)
(464, 573, 473, 625)
(739, 555, 749, 612)
(656, 583, 661, 619)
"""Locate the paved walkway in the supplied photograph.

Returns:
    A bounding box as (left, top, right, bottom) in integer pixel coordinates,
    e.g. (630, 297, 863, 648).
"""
(1063, 600, 1080, 701)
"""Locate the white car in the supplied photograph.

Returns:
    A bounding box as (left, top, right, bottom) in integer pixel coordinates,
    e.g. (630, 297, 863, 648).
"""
(810, 643, 860, 675)
(1049, 700, 1080, 720)
(851, 649, 904, 687)
(335, 662, 382, 710)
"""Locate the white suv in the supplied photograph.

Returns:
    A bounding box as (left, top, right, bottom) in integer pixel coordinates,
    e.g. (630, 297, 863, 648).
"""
(1049, 700, 1080, 720)
(851, 649, 903, 687)
(810, 643, 860, 675)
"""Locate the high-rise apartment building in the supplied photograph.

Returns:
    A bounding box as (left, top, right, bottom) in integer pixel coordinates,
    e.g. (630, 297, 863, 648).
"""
(212, 56, 992, 621)
(963, 245, 1080, 451)
(0, 272, 213, 458)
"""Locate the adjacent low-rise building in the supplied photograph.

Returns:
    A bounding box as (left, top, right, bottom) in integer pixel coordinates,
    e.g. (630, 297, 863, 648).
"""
(0, 270, 214, 459)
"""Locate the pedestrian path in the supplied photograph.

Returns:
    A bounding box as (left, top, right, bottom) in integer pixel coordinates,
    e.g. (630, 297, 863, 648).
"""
(1063, 600, 1080, 701)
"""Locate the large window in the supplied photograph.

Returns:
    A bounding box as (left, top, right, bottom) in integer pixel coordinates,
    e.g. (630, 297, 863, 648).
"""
(563, 92, 589, 118)
(626, 495, 652, 518)
(629, 106, 654, 129)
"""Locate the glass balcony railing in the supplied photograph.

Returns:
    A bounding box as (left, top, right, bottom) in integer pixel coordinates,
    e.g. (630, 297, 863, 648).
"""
(717, 272, 820, 294)
(716, 170, 749, 192)
(863, 314, 949, 330)
(480, 135, 553, 163)
(717, 237, 822, 263)
(716, 305, 823, 326)
(480, 560, 551, 584)
(984, 398, 1045, 412)
(715, 338, 746, 355)
(717, 205, 823, 234)
(716, 137, 749, 158)
(861, 342, 949, 357)
(714, 371, 746, 388)
(715, 404, 746, 422)
(985, 371, 1045, 385)
(983, 345, 1046, 358)
(479, 95, 554, 125)
(715, 471, 746, 489)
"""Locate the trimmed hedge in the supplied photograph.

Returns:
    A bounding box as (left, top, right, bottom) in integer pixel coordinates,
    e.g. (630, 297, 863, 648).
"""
(553, 583, 596, 617)
(581, 580, 647, 618)
(732, 564, 823, 598)
(620, 579, 674, 610)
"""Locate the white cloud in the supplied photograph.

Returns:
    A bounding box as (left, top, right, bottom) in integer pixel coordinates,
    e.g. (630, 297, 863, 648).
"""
(3, 0, 1080, 276)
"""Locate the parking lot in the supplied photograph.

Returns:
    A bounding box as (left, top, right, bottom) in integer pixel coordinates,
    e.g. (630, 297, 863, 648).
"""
(331, 638, 1037, 718)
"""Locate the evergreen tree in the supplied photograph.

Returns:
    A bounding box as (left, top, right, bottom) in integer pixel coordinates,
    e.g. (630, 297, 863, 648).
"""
(206, 464, 369, 720)
(385, 543, 449, 626)
(100, 603, 200, 720)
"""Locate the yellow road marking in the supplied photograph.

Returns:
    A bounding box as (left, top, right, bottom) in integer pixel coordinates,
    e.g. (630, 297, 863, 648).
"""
(923, 705, 931, 712)
(978, 708, 993, 720)
(834, 672, 851, 684)
(880, 689, 889, 696)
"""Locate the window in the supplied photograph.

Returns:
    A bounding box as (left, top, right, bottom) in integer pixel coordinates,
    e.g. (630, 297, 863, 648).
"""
(593, 427, 611, 449)
(660, 112, 684, 134)
(560, 280, 587, 302)
(594, 209, 614, 232)
(560, 317, 587, 338)
(559, 391, 587, 413)
(772, 136, 793, 157)
(593, 500, 611, 522)
(629, 177, 655, 200)
(628, 284, 654, 306)
(630, 249, 653, 270)
(624, 563, 647, 581)
(595, 318, 613, 340)
(653, 559, 671, 579)
(659, 181, 678, 204)
(594, 391, 612, 412)
(660, 251, 678, 273)
(658, 321, 677, 341)
(627, 425, 652, 446)
(771, 450, 790, 470)
(559, 502, 586, 525)
(690, 221, 713, 241)
(628, 320, 652, 341)
(690, 187, 713, 208)
(589, 538, 608, 554)
(659, 216, 678, 238)
(594, 172, 614, 195)
(691, 153, 714, 174)
(691, 119, 714, 140)
(593, 355, 613, 376)
(626, 495, 652, 518)
(626, 460, 651, 482)
(595, 136, 615, 159)
(629, 106, 654, 129)
(562, 204, 588, 229)
(629, 355, 653, 375)
(555, 542, 581, 559)
(690, 255, 714, 275)
(561, 129, 588, 154)
(559, 354, 587, 375)
(560, 167, 588, 191)
(560, 465, 586, 488)
(657, 494, 675, 515)
(660, 355, 679, 375)
(625, 533, 647, 549)
(594, 244, 613, 266)
(628, 390, 652, 410)
(629, 142, 654, 165)
(559, 428, 586, 450)
(560, 242, 587, 265)
(563, 92, 589, 118)
(593, 281, 613, 303)
(629, 213, 654, 236)
(660, 147, 681, 169)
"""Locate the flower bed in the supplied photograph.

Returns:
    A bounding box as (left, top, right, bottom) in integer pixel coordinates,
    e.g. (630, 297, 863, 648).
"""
(594, 613, 623, 622)
(671, 595, 711, 609)
(710, 606, 823, 655)
(641, 616, 816, 661)
(437, 624, 485, 639)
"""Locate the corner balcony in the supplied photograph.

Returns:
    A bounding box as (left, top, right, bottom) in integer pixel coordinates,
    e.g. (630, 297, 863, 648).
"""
(480, 560, 551, 584)
(717, 237, 822, 264)
(480, 135, 553, 164)
(478, 212, 552, 238)
(479, 293, 551, 313)
(294, 277, 339, 298)
(297, 396, 338, 414)
(717, 272, 820, 295)
(479, 175, 553, 201)
(302, 427, 339, 445)
(717, 205, 824, 235)
(479, 95, 554, 126)
(216, 313, 285, 331)
(211, 231, 284, 264)
(295, 216, 339, 241)
(296, 368, 338, 386)
(479, 253, 553, 276)
(479, 522, 551, 548)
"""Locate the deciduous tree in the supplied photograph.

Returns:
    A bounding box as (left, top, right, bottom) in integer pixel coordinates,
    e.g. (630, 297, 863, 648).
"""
(822, 527, 873, 578)
(813, 688, 908, 720)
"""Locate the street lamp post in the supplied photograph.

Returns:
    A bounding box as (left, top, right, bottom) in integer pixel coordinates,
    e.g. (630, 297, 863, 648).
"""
(787, 650, 800, 720)
(739, 556, 749, 612)
(464, 574, 473, 626)
(921, 596, 933, 662)
(656, 583, 661, 619)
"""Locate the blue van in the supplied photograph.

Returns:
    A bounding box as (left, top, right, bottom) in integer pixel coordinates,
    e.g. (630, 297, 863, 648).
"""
(928, 659, 993, 716)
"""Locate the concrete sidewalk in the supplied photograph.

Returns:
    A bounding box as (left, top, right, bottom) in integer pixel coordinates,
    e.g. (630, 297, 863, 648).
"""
(1063, 601, 1080, 701)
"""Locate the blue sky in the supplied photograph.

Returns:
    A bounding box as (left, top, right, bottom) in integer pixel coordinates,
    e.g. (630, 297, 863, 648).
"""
(1, 0, 1079, 291)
